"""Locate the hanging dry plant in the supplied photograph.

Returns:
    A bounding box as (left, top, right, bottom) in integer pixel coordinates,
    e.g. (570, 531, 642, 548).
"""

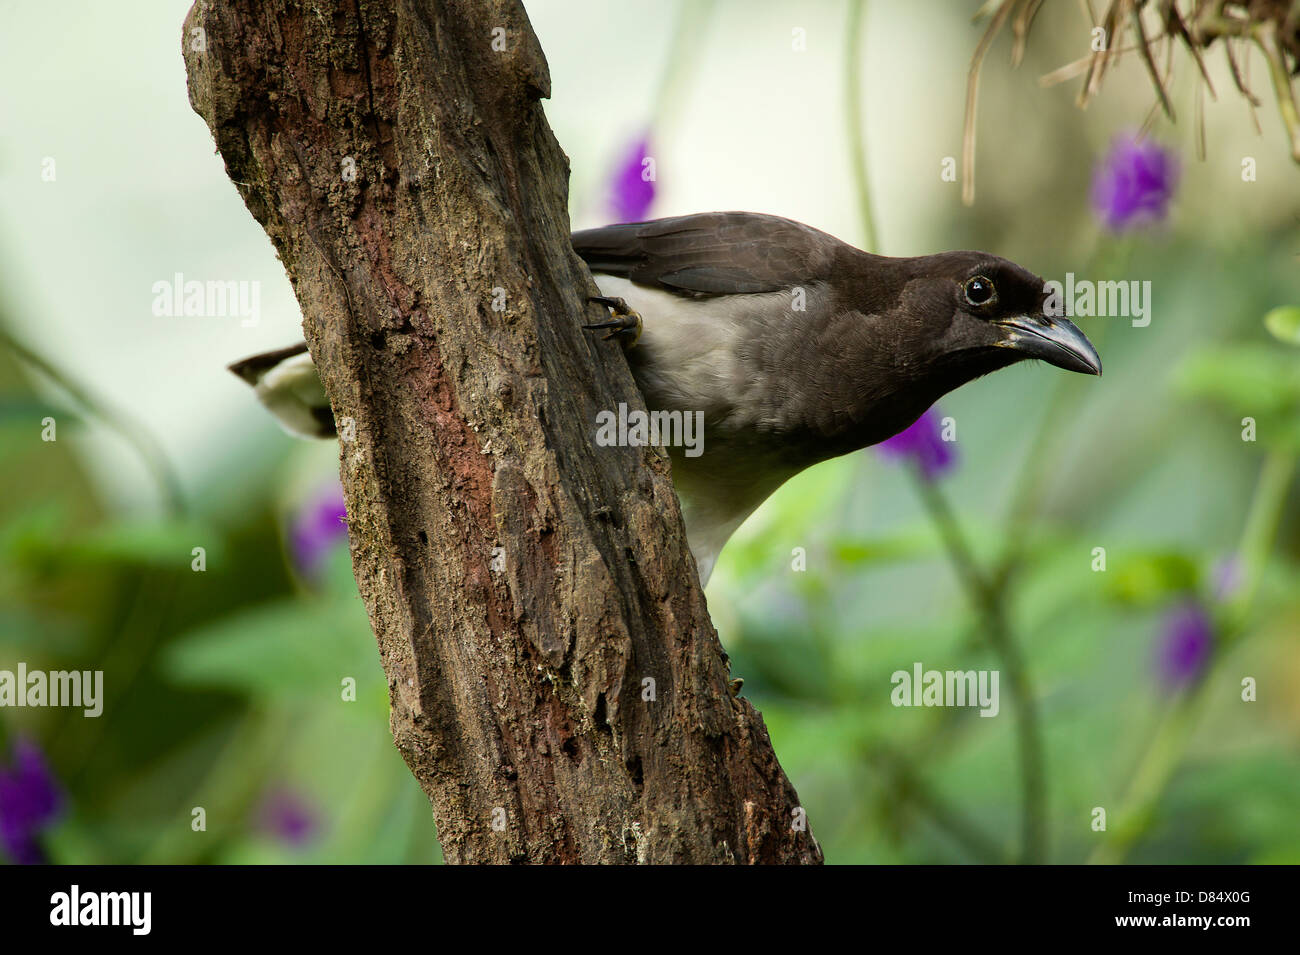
(962, 0, 1300, 204)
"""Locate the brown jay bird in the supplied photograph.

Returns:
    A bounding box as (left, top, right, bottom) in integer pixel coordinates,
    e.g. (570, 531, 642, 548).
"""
(229, 211, 1101, 585)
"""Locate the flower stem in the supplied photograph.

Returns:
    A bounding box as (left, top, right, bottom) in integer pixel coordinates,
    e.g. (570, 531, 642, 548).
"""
(0, 326, 185, 515)
(649, 0, 717, 132)
(912, 470, 1047, 863)
(1224, 449, 1295, 634)
(846, 0, 879, 254)
(1088, 693, 1198, 865)
(1089, 449, 1295, 863)
(995, 238, 1132, 579)
(866, 741, 1008, 863)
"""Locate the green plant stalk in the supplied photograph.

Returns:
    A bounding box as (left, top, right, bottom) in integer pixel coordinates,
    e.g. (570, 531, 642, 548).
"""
(913, 471, 1047, 864)
(1223, 449, 1296, 634)
(846, 0, 880, 254)
(1088, 693, 1198, 865)
(1089, 448, 1295, 864)
(866, 741, 1008, 863)
(995, 237, 1133, 580)
(55, 569, 179, 776)
(139, 706, 291, 863)
(0, 327, 184, 515)
(650, 0, 717, 133)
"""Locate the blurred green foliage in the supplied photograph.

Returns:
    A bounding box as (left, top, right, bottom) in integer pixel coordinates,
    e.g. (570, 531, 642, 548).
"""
(0, 339, 440, 863)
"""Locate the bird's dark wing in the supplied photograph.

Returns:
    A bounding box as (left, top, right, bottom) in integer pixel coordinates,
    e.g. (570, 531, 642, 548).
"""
(227, 342, 310, 385)
(571, 212, 845, 296)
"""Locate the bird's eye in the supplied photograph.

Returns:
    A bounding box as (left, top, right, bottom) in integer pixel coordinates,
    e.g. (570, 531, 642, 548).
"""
(964, 275, 995, 307)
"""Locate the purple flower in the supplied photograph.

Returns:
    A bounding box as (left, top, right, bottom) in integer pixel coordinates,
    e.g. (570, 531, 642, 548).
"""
(609, 134, 656, 223)
(875, 407, 956, 480)
(291, 480, 348, 576)
(0, 737, 64, 865)
(255, 787, 320, 849)
(1091, 133, 1178, 230)
(1155, 601, 1214, 689)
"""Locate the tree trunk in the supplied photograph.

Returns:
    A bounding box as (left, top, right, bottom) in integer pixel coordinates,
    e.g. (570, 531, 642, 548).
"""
(183, 0, 821, 864)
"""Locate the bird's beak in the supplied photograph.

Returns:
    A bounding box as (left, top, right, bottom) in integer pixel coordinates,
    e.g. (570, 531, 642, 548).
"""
(992, 315, 1102, 376)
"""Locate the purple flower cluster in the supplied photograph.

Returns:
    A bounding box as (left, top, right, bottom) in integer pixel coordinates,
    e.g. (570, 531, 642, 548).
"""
(256, 787, 320, 848)
(1154, 600, 1214, 689)
(875, 407, 956, 481)
(291, 481, 349, 576)
(0, 738, 63, 864)
(609, 134, 656, 223)
(1150, 560, 1239, 689)
(1091, 133, 1178, 231)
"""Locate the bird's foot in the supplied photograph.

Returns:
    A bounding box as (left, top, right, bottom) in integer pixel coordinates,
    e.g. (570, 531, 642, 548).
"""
(584, 296, 643, 347)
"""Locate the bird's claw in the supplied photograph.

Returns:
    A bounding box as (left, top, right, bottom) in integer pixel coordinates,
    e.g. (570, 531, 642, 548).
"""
(584, 296, 643, 347)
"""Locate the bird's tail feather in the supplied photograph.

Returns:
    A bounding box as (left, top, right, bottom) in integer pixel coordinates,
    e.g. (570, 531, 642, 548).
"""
(228, 343, 336, 439)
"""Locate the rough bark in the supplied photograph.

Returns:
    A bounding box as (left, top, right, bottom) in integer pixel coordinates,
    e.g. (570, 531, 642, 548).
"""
(183, 0, 821, 864)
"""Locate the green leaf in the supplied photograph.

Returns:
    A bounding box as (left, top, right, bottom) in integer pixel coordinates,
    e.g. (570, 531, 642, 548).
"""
(1174, 345, 1300, 449)
(1264, 306, 1300, 346)
(1, 511, 224, 571)
(65, 519, 224, 568)
(162, 597, 379, 698)
(1107, 549, 1201, 606)
(1174, 345, 1300, 416)
(0, 501, 67, 563)
(0, 397, 80, 425)
(829, 528, 936, 566)
(0, 607, 88, 655)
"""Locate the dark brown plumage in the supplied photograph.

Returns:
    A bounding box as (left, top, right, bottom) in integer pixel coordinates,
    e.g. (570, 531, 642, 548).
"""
(575, 212, 1100, 581)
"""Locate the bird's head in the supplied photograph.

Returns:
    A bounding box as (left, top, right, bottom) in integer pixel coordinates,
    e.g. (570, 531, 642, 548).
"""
(796, 249, 1103, 459)
(901, 252, 1102, 380)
